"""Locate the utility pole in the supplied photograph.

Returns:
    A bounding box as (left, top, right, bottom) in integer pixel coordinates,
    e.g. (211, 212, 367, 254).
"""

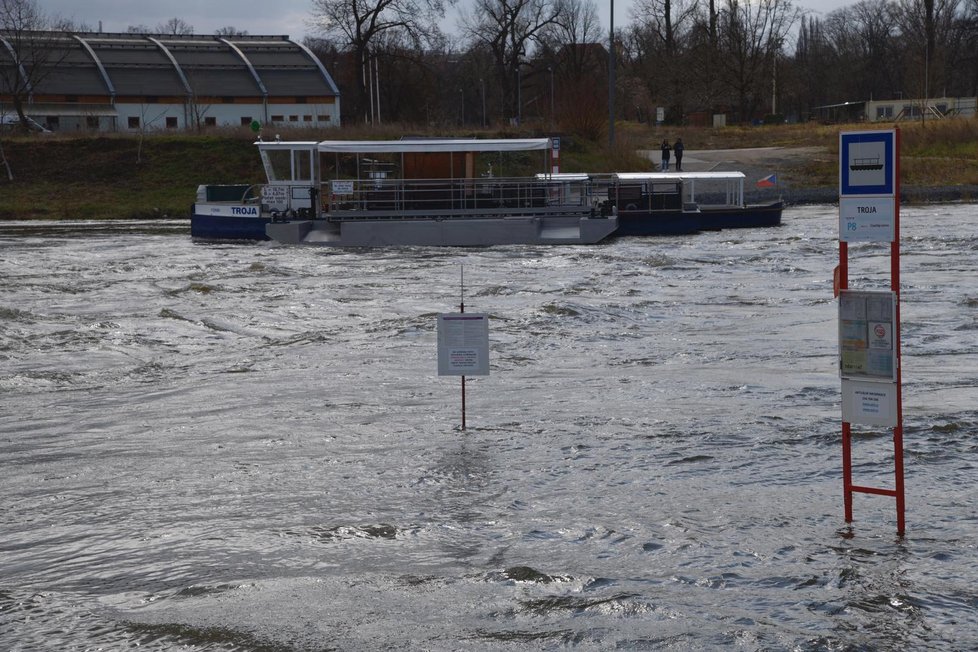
(608, 0, 616, 147)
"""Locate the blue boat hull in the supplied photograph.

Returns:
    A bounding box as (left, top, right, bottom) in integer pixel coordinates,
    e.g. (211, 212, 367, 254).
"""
(698, 201, 783, 231)
(615, 211, 701, 236)
(191, 213, 270, 241)
(615, 201, 782, 236)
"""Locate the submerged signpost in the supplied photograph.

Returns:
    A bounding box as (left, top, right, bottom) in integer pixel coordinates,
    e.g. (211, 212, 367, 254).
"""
(437, 266, 489, 430)
(837, 128, 905, 534)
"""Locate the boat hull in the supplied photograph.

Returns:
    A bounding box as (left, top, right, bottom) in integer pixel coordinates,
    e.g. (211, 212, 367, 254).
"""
(191, 208, 270, 241)
(614, 210, 701, 236)
(266, 215, 619, 247)
(697, 201, 783, 231)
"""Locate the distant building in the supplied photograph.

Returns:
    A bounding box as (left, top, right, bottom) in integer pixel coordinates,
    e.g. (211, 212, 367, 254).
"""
(864, 97, 977, 122)
(813, 97, 977, 124)
(0, 31, 340, 132)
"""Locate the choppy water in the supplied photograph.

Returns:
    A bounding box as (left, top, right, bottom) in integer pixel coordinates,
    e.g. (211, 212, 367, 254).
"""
(1, 205, 976, 651)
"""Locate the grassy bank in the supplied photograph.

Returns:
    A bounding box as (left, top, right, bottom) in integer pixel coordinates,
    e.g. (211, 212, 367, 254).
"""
(1, 119, 976, 220)
(0, 135, 265, 220)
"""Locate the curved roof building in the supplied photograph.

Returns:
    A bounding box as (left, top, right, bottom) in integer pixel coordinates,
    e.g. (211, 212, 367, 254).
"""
(0, 31, 340, 132)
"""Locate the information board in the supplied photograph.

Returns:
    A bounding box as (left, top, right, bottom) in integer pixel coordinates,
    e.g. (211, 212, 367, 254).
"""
(261, 185, 288, 210)
(331, 180, 355, 195)
(839, 290, 897, 382)
(437, 313, 490, 376)
(839, 197, 896, 243)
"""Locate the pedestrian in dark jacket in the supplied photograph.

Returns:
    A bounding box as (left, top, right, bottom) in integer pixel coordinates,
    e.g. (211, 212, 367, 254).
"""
(660, 140, 671, 171)
(674, 138, 684, 171)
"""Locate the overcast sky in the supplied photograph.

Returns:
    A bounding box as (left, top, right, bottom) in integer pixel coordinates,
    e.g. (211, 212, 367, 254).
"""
(41, 0, 854, 42)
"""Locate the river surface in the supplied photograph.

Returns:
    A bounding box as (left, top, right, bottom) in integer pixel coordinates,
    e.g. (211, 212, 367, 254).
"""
(1, 205, 976, 650)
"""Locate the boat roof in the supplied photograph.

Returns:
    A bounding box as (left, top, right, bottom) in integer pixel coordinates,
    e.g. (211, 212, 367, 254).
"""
(535, 173, 591, 181)
(315, 138, 551, 153)
(255, 140, 319, 150)
(614, 171, 746, 181)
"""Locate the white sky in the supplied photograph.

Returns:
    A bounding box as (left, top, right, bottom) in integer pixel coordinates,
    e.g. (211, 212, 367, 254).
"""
(41, 0, 855, 42)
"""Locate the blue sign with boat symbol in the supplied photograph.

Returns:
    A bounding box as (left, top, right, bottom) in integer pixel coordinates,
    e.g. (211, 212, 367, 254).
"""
(839, 130, 895, 196)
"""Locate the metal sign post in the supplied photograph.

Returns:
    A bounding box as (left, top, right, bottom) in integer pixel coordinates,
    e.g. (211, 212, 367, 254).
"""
(837, 128, 905, 535)
(437, 266, 490, 431)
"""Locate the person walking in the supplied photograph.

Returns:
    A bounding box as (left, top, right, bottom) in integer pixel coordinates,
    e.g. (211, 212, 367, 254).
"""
(660, 140, 671, 171)
(673, 138, 684, 171)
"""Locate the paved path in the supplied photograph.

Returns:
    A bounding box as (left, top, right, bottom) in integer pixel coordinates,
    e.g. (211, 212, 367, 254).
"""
(638, 146, 828, 174)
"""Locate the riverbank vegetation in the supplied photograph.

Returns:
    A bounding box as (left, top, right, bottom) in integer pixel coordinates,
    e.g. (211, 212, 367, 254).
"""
(0, 118, 976, 220)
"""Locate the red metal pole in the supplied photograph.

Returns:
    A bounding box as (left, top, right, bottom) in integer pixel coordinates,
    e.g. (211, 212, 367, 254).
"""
(460, 272, 466, 431)
(843, 422, 853, 522)
(893, 127, 905, 535)
(840, 236, 852, 522)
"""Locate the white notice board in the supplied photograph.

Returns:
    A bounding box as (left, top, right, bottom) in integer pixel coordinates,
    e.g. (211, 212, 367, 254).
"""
(437, 313, 490, 376)
(842, 379, 898, 427)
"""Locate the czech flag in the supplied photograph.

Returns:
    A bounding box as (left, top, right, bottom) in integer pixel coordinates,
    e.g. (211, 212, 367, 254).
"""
(756, 174, 777, 188)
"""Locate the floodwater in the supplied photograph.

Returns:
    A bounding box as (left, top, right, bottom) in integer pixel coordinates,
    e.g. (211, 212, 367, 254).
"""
(1, 205, 976, 650)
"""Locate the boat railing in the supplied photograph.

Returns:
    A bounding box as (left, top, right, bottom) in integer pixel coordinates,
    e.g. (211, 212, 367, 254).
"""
(324, 176, 595, 218)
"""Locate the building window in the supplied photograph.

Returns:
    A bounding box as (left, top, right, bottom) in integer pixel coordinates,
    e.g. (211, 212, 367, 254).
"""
(317, 115, 331, 122)
(166, 117, 178, 128)
(876, 106, 893, 119)
(85, 116, 98, 129)
(204, 116, 217, 127)
(271, 115, 284, 122)
(303, 115, 312, 122)
(240, 117, 252, 126)
(289, 115, 298, 122)
(129, 116, 140, 129)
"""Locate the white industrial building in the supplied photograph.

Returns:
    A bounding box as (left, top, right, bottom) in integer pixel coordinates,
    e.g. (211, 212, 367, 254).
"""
(0, 31, 340, 132)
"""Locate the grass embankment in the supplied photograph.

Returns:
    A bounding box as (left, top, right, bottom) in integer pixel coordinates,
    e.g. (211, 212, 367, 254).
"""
(0, 135, 264, 220)
(1, 119, 976, 220)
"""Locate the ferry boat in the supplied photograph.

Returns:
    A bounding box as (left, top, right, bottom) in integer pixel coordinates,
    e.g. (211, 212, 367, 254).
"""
(191, 138, 781, 245)
(192, 138, 617, 246)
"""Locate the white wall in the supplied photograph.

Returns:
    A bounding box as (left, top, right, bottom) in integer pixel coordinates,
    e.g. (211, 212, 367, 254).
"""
(113, 100, 342, 132)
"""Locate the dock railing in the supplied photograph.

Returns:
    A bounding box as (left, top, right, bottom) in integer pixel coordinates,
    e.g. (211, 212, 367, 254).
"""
(325, 176, 595, 219)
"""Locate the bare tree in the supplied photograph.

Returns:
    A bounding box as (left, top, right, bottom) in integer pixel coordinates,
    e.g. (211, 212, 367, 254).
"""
(157, 17, 194, 35)
(461, 0, 564, 123)
(717, 0, 799, 123)
(0, 0, 71, 133)
(540, 0, 602, 76)
(309, 0, 449, 123)
(963, 0, 978, 94)
(628, 0, 699, 121)
(215, 26, 248, 37)
(893, 0, 961, 103)
(822, 0, 901, 102)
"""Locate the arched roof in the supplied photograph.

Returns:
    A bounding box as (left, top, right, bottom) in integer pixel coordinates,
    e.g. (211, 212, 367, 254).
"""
(0, 31, 339, 100)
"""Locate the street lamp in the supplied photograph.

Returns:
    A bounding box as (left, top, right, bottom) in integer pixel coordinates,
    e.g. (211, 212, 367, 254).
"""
(609, 0, 616, 146)
(548, 66, 555, 129)
(517, 64, 522, 125)
(480, 77, 486, 128)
